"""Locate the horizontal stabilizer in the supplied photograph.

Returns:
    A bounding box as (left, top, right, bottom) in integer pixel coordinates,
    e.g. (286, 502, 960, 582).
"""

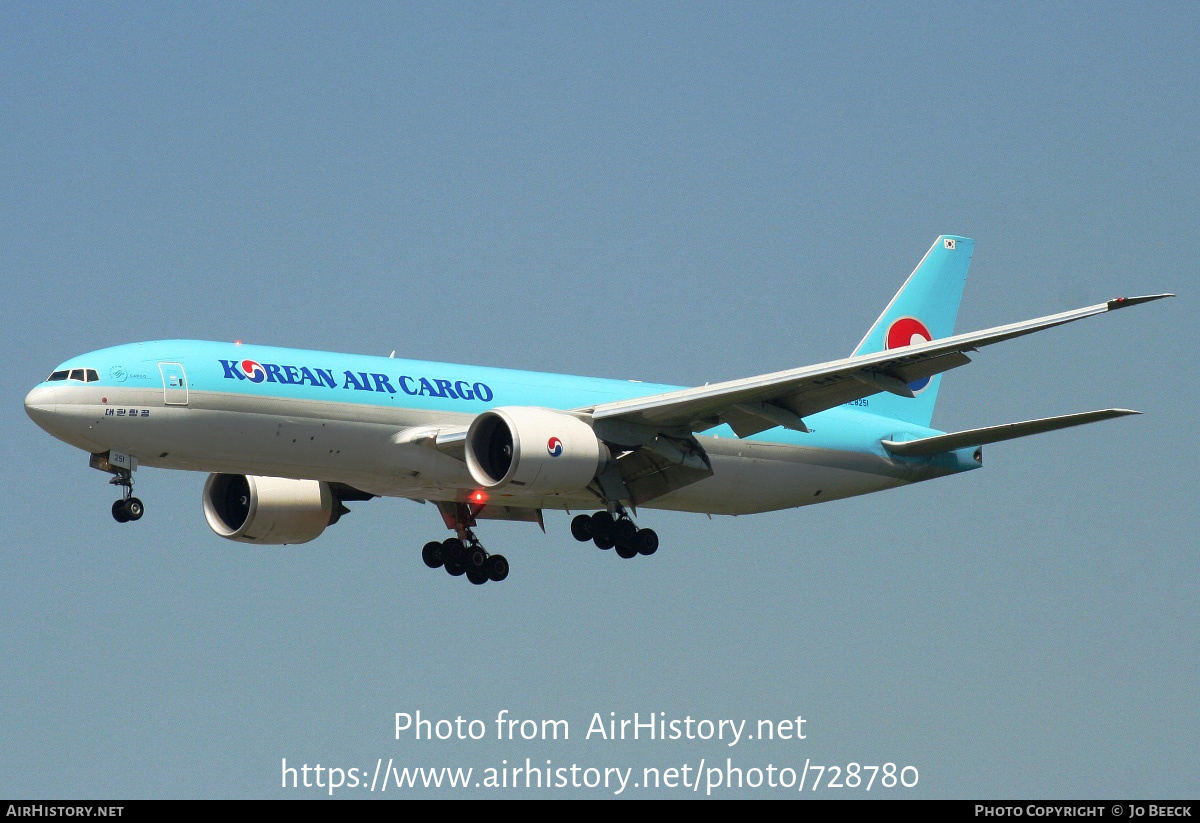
(881, 409, 1141, 457)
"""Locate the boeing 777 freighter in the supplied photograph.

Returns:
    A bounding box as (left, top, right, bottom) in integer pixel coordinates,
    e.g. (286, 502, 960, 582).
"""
(24, 237, 1171, 584)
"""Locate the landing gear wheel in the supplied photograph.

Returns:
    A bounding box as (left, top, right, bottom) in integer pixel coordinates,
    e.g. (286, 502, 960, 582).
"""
(590, 511, 614, 538)
(591, 512, 615, 549)
(444, 559, 466, 577)
(467, 546, 487, 570)
(614, 518, 637, 549)
(571, 514, 594, 542)
(422, 541, 444, 569)
(486, 554, 509, 582)
(441, 538, 466, 565)
(123, 497, 144, 521)
(635, 528, 659, 556)
(615, 542, 638, 559)
(466, 569, 489, 585)
(112, 499, 130, 523)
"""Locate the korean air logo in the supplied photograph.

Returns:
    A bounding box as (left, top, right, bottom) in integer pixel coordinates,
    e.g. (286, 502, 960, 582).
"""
(240, 359, 267, 383)
(885, 317, 933, 393)
(547, 436, 563, 457)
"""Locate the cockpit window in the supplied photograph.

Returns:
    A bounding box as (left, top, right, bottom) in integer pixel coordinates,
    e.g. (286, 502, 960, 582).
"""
(47, 368, 99, 382)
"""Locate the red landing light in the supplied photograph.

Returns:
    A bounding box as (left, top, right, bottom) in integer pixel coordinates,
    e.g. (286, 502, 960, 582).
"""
(470, 491, 487, 504)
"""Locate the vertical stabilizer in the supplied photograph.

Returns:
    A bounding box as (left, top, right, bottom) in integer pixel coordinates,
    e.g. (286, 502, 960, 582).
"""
(852, 235, 974, 427)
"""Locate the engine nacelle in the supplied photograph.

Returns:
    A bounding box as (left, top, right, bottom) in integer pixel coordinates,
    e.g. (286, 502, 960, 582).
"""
(203, 474, 335, 544)
(466, 407, 608, 495)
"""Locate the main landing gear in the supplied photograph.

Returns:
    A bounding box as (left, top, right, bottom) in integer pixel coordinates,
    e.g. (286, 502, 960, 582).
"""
(421, 503, 657, 583)
(571, 510, 658, 559)
(109, 467, 144, 524)
(422, 534, 509, 585)
(422, 502, 509, 585)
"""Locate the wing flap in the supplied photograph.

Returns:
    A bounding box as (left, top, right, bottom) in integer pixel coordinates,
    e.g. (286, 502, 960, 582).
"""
(613, 447, 715, 506)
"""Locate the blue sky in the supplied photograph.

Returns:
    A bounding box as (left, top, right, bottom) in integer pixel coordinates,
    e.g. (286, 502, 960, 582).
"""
(2, 2, 1195, 798)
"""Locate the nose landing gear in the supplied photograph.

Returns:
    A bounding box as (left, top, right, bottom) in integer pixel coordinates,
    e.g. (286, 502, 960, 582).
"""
(95, 456, 144, 523)
(111, 494, 144, 523)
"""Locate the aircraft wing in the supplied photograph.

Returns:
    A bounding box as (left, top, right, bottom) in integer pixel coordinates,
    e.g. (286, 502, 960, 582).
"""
(586, 294, 1172, 437)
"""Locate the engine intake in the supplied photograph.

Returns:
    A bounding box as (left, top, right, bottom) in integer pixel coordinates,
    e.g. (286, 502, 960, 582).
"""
(466, 407, 607, 495)
(203, 474, 336, 544)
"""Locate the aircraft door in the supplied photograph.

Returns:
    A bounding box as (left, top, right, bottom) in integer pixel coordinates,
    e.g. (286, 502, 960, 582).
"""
(158, 362, 189, 405)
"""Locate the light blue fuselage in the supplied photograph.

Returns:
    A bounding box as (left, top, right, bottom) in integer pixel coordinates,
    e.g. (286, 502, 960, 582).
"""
(25, 339, 979, 516)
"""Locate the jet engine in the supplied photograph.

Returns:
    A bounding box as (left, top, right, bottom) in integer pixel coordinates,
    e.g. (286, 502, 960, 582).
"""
(203, 474, 339, 544)
(465, 407, 608, 495)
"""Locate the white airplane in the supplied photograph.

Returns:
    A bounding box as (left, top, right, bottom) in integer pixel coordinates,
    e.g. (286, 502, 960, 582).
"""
(24, 237, 1170, 584)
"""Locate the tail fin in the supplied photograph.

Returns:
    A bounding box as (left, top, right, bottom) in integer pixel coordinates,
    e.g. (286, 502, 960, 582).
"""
(852, 235, 974, 427)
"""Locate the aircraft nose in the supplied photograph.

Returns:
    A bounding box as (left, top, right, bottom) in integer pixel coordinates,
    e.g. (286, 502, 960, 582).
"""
(24, 385, 58, 430)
